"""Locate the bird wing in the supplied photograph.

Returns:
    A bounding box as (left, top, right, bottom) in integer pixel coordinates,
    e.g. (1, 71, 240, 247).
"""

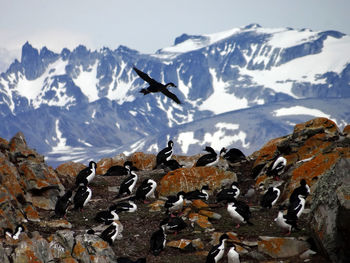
(101, 224, 117, 240)
(133, 67, 159, 86)
(261, 190, 278, 207)
(160, 88, 181, 104)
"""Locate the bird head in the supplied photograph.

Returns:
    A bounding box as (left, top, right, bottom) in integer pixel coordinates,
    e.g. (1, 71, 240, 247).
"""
(166, 82, 177, 88)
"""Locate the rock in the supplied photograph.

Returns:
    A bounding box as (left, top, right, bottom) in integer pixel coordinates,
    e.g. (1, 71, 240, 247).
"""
(148, 200, 165, 212)
(309, 158, 350, 262)
(293, 117, 340, 138)
(167, 239, 192, 250)
(191, 200, 209, 209)
(55, 161, 86, 185)
(158, 166, 237, 196)
(188, 213, 213, 229)
(258, 236, 310, 258)
(343, 125, 350, 137)
(39, 219, 72, 229)
(299, 249, 317, 260)
(129, 152, 156, 170)
(199, 210, 221, 220)
(191, 238, 204, 250)
(96, 153, 127, 175)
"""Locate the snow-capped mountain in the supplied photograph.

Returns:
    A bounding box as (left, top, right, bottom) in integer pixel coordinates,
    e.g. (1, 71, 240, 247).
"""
(0, 24, 349, 167)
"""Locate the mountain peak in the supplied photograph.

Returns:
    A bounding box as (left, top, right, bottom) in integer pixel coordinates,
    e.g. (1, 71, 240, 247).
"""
(243, 23, 262, 29)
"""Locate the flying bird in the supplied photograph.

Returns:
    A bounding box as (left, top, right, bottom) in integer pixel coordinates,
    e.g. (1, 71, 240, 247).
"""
(133, 66, 181, 104)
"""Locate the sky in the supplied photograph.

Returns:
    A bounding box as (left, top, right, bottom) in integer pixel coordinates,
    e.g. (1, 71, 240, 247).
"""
(0, 0, 349, 71)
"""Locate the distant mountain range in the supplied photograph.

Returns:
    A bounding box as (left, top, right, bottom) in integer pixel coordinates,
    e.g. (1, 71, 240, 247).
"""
(0, 24, 349, 167)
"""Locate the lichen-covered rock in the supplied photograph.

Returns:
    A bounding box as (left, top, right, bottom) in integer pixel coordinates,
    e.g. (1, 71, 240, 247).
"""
(188, 213, 213, 229)
(258, 236, 310, 258)
(158, 166, 237, 197)
(309, 158, 350, 262)
(96, 153, 127, 175)
(343, 125, 350, 137)
(166, 239, 192, 250)
(129, 152, 156, 170)
(55, 161, 86, 185)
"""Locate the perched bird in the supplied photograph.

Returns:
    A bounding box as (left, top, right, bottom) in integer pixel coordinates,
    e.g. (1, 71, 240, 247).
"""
(266, 156, 287, 180)
(73, 185, 92, 211)
(287, 194, 306, 219)
(75, 161, 97, 187)
(102, 161, 132, 177)
(115, 171, 138, 198)
(12, 224, 25, 240)
(216, 182, 240, 203)
(150, 223, 167, 256)
(111, 200, 137, 214)
(160, 216, 187, 235)
(164, 191, 186, 216)
(133, 66, 181, 104)
(222, 147, 246, 164)
(185, 185, 210, 201)
(289, 179, 310, 203)
(135, 179, 157, 203)
(260, 187, 280, 209)
(227, 245, 240, 263)
(100, 221, 119, 245)
(55, 189, 73, 218)
(206, 233, 229, 263)
(274, 208, 298, 235)
(227, 199, 253, 228)
(94, 209, 119, 225)
(195, 147, 225, 167)
(117, 257, 146, 263)
(155, 140, 174, 168)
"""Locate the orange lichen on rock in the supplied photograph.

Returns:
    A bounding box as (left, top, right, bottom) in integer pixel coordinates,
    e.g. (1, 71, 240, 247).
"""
(252, 137, 284, 167)
(24, 249, 42, 263)
(192, 200, 209, 209)
(343, 125, 350, 137)
(93, 240, 109, 249)
(167, 239, 192, 249)
(62, 257, 79, 263)
(294, 133, 331, 160)
(24, 205, 40, 221)
(55, 162, 86, 178)
(258, 237, 287, 257)
(130, 152, 156, 170)
(158, 166, 236, 196)
(293, 117, 339, 136)
(72, 241, 86, 257)
(188, 213, 212, 229)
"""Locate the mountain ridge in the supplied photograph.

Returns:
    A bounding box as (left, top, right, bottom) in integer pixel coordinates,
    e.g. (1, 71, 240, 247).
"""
(0, 24, 349, 166)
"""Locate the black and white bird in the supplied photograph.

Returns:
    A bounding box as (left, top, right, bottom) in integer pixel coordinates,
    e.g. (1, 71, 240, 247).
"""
(117, 257, 146, 263)
(102, 161, 132, 177)
(227, 199, 253, 228)
(55, 189, 73, 218)
(135, 178, 157, 203)
(287, 194, 306, 219)
(289, 179, 310, 203)
(110, 200, 137, 214)
(206, 233, 229, 263)
(100, 221, 119, 245)
(150, 223, 167, 256)
(274, 208, 298, 235)
(216, 182, 240, 203)
(3, 228, 13, 240)
(185, 185, 210, 201)
(164, 191, 186, 216)
(133, 66, 181, 104)
(12, 224, 25, 240)
(115, 171, 138, 198)
(227, 245, 240, 263)
(155, 140, 174, 168)
(260, 187, 280, 209)
(75, 161, 97, 187)
(266, 156, 287, 180)
(195, 146, 224, 167)
(160, 216, 187, 235)
(73, 185, 92, 211)
(222, 147, 246, 164)
(94, 208, 119, 225)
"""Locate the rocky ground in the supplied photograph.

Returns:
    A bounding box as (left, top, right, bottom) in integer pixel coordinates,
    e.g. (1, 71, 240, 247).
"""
(0, 117, 349, 262)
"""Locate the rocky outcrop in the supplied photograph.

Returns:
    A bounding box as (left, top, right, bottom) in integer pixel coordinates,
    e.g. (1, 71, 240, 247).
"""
(158, 166, 237, 196)
(0, 132, 63, 229)
(0, 117, 348, 262)
(309, 158, 350, 263)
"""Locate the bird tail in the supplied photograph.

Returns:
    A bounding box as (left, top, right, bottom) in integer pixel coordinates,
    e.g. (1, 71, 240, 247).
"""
(140, 89, 150, 95)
